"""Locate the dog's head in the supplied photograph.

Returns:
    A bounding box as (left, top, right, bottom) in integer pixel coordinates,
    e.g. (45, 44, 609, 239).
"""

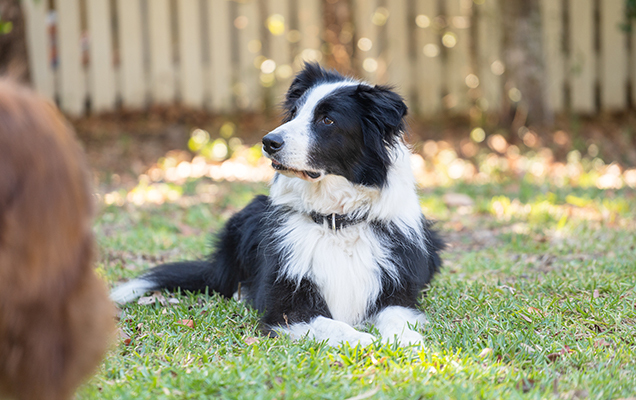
(262, 63, 407, 187)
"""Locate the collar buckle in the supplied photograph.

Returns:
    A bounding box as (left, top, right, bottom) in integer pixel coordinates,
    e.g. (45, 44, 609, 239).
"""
(309, 211, 368, 231)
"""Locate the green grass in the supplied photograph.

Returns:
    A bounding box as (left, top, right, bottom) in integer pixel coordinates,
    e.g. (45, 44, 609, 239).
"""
(82, 177, 636, 400)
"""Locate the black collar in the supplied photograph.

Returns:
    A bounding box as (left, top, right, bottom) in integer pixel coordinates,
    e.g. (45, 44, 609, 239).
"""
(309, 211, 367, 231)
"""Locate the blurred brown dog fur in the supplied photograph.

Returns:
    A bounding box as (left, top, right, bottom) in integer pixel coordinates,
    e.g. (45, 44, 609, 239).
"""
(0, 80, 114, 400)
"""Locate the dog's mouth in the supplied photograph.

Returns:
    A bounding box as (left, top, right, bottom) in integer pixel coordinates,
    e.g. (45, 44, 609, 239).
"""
(270, 159, 324, 182)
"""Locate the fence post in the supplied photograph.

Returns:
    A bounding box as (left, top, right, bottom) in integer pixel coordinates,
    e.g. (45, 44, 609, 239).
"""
(87, 0, 116, 112)
(541, 0, 565, 113)
(386, 0, 411, 106)
(178, 0, 205, 107)
(600, 0, 628, 111)
(117, 0, 146, 108)
(267, 0, 293, 105)
(297, 0, 323, 67)
(148, 0, 175, 104)
(237, 0, 262, 111)
(56, 0, 84, 115)
(568, 0, 595, 113)
(22, 0, 53, 101)
(414, 0, 442, 117)
(445, 0, 472, 113)
(352, 0, 379, 82)
(476, 0, 502, 114)
(208, 0, 233, 113)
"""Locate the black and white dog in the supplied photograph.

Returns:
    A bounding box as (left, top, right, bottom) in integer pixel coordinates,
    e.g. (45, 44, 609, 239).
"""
(111, 63, 444, 347)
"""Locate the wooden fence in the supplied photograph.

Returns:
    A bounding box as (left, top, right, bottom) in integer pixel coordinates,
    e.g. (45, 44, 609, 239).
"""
(22, 0, 634, 117)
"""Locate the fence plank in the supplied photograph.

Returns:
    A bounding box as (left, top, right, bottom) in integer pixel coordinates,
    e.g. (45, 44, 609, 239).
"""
(476, 0, 502, 113)
(445, 0, 472, 112)
(236, 0, 262, 111)
(541, 0, 565, 113)
(268, 0, 292, 104)
(177, 0, 204, 107)
(600, 0, 627, 110)
(633, 26, 636, 107)
(353, 0, 379, 82)
(86, 0, 116, 112)
(386, 0, 411, 105)
(148, 0, 175, 104)
(208, 0, 233, 112)
(23, 0, 53, 100)
(117, 0, 145, 108)
(414, 0, 441, 116)
(568, 0, 595, 113)
(297, 0, 322, 68)
(56, 0, 84, 115)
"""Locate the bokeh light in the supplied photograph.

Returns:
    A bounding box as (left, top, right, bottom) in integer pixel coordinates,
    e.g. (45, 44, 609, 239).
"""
(442, 32, 457, 48)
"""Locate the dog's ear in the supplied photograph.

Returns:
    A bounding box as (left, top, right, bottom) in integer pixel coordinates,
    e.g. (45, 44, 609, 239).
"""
(350, 85, 407, 187)
(356, 84, 407, 144)
(283, 62, 343, 121)
(356, 84, 407, 160)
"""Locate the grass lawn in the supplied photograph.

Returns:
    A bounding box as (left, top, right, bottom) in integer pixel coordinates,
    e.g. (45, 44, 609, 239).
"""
(80, 169, 636, 399)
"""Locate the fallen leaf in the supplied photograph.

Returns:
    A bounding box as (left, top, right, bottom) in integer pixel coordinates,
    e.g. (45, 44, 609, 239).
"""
(516, 377, 536, 393)
(547, 346, 575, 362)
(546, 352, 560, 362)
(478, 348, 493, 358)
(330, 361, 344, 368)
(519, 343, 536, 353)
(138, 292, 167, 306)
(244, 337, 260, 345)
(138, 296, 155, 305)
(118, 328, 130, 341)
(176, 319, 195, 328)
(152, 291, 167, 306)
(593, 289, 599, 299)
(519, 313, 533, 323)
(593, 339, 611, 347)
(168, 298, 180, 304)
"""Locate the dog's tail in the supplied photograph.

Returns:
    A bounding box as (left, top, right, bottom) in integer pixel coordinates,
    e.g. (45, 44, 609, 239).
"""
(110, 259, 237, 304)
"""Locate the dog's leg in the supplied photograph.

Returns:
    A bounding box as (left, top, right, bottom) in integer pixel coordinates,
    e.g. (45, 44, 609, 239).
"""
(275, 316, 376, 347)
(372, 306, 427, 346)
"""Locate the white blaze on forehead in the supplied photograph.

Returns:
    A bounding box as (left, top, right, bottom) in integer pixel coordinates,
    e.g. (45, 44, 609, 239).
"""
(295, 80, 359, 121)
(270, 80, 359, 172)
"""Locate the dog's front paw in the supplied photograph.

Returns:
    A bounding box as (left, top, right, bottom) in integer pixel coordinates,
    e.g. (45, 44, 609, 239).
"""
(338, 331, 377, 348)
(383, 329, 424, 347)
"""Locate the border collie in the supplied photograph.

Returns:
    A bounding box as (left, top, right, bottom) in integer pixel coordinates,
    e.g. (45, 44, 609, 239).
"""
(111, 63, 443, 347)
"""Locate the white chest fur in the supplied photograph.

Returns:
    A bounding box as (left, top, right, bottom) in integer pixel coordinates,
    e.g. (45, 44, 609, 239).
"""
(270, 142, 424, 325)
(275, 214, 392, 325)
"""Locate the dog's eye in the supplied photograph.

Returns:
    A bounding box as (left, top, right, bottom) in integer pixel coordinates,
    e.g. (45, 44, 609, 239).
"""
(321, 116, 334, 125)
(289, 108, 297, 119)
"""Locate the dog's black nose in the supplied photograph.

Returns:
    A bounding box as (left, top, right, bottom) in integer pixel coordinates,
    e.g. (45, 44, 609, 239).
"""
(262, 133, 285, 155)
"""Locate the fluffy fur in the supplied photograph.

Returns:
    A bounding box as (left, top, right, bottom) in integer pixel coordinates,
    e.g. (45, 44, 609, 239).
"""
(111, 63, 444, 346)
(0, 80, 114, 400)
